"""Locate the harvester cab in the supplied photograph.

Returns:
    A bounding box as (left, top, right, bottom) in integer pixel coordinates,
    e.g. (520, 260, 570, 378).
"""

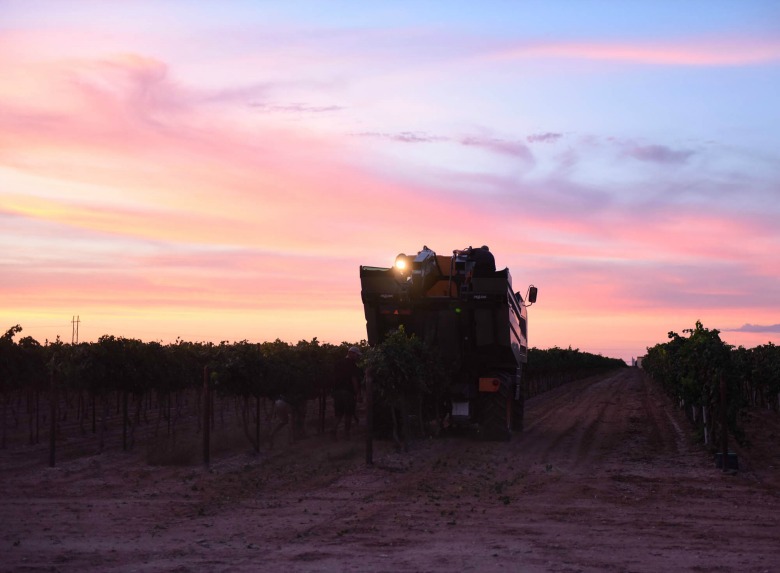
(360, 245, 537, 440)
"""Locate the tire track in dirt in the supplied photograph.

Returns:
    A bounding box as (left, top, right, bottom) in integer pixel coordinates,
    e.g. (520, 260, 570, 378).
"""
(639, 371, 692, 460)
(292, 369, 650, 549)
(519, 369, 636, 472)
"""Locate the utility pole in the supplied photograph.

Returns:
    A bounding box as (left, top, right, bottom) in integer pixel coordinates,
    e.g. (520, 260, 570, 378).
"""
(71, 315, 80, 344)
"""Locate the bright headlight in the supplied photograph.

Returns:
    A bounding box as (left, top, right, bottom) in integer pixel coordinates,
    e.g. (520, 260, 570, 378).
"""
(394, 253, 412, 274)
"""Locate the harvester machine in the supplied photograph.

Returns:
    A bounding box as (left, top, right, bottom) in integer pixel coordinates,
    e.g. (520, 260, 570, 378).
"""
(360, 245, 537, 440)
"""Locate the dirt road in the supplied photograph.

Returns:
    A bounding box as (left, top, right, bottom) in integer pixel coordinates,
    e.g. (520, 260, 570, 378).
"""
(2, 368, 779, 572)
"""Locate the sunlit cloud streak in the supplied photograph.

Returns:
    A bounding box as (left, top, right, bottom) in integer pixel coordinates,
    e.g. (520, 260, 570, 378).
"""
(355, 131, 447, 143)
(354, 131, 534, 164)
(623, 145, 694, 164)
(527, 133, 563, 144)
(725, 324, 780, 334)
(459, 136, 534, 164)
(249, 102, 345, 114)
(489, 37, 780, 66)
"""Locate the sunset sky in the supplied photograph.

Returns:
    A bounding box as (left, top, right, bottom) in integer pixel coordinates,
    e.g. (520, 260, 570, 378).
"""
(2, 1, 779, 363)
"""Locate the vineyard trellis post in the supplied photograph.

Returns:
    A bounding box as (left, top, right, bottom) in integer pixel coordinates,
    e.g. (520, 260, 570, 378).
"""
(318, 388, 326, 435)
(202, 365, 210, 467)
(122, 391, 129, 452)
(255, 394, 261, 454)
(720, 373, 728, 472)
(365, 368, 373, 465)
(48, 367, 56, 468)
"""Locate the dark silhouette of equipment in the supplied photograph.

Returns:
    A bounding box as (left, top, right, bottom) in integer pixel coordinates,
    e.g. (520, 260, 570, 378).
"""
(360, 245, 537, 440)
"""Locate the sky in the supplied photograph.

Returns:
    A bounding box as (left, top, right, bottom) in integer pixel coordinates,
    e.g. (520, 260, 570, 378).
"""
(1, 1, 779, 363)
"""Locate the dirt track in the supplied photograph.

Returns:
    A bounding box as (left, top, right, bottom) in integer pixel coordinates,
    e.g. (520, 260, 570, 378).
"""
(2, 368, 779, 572)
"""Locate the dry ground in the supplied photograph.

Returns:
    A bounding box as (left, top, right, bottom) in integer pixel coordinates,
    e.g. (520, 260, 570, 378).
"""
(1, 368, 779, 572)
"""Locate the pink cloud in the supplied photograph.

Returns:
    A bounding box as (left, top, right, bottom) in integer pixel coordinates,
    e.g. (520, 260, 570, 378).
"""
(0, 51, 482, 254)
(459, 136, 535, 164)
(250, 102, 344, 114)
(527, 132, 563, 144)
(624, 144, 694, 164)
(356, 131, 446, 143)
(355, 131, 536, 166)
(490, 36, 780, 66)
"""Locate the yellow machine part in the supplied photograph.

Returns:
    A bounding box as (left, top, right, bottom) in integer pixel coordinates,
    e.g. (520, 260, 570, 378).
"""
(424, 256, 458, 297)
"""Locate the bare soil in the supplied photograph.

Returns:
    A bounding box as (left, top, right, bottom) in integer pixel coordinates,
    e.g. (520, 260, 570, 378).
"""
(2, 369, 779, 572)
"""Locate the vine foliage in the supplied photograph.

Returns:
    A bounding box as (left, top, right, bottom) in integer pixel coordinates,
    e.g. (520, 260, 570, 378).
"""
(642, 321, 780, 447)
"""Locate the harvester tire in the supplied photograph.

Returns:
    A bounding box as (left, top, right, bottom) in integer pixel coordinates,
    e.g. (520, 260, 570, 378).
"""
(511, 398, 524, 432)
(511, 385, 525, 432)
(480, 391, 511, 441)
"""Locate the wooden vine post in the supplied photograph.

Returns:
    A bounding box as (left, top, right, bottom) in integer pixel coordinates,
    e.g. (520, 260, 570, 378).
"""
(365, 368, 373, 466)
(48, 366, 56, 468)
(720, 373, 728, 472)
(122, 391, 129, 452)
(254, 394, 261, 454)
(319, 387, 326, 435)
(203, 366, 210, 467)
